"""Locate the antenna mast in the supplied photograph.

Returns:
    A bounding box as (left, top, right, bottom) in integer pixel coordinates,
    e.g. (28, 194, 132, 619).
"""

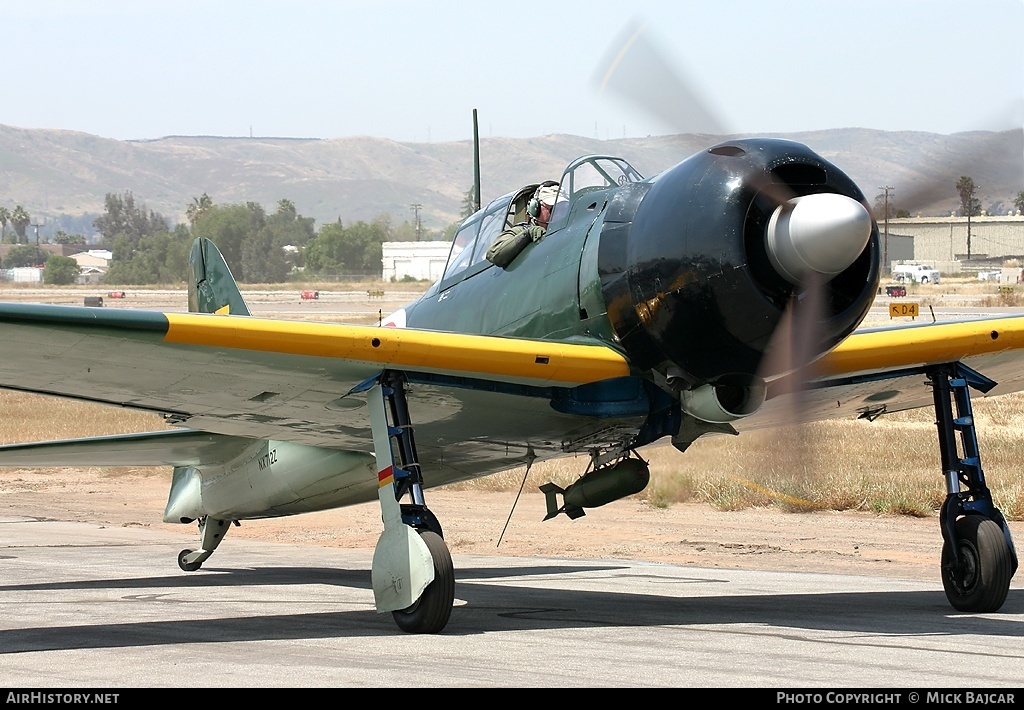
(473, 109, 481, 213)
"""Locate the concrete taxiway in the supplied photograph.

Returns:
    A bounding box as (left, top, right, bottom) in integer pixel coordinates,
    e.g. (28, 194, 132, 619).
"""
(1, 516, 1022, 688)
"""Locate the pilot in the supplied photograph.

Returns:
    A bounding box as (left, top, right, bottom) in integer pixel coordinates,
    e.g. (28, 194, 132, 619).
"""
(485, 180, 559, 269)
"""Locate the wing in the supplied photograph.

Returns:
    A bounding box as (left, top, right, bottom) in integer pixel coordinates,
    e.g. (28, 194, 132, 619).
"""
(736, 313, 1024, 432)
(0, 302, 635, 479)
(0, 430, 253, 467)
(0, 303, 627, 392)
(5, 299, 1024, 470)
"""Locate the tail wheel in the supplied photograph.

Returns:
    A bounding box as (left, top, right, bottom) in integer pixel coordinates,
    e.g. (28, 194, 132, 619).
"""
(177, 549, 202, 572)
(941, 515, 1012, 612)
(392, 531, 454, 633)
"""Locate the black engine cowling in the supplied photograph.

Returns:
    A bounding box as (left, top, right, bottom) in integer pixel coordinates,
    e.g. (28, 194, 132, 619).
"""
(598, 138, 879, 393)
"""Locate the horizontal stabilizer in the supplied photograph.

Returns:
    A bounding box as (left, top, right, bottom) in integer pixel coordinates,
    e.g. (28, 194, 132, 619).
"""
(0, 429, 255, 468)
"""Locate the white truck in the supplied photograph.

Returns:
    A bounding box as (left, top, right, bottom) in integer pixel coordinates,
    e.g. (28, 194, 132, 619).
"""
(892, 264, 940, 284)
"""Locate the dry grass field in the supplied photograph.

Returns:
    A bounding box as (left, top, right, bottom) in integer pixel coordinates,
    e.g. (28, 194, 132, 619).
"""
(451, 398, 1024, 522)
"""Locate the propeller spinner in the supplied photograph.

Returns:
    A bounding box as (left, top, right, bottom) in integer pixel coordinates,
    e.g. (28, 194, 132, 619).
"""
(765, 193, 874, 287)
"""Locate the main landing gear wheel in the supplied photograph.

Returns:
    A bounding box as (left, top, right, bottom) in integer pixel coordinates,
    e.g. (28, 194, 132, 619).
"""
(392, 531, 454, 634)
(178, 549, 202, 572)
(941, 515, 1013, 612)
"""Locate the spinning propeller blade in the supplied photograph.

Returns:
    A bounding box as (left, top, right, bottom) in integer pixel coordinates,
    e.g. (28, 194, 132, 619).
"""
(593, 18, 729, 137)
(593, 18, 876, 492)
(596, 18, 871, 374)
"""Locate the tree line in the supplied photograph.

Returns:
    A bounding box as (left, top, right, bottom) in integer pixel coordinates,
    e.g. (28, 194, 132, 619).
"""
(2, 190, 457, 285)
(7, 180, 1024, 286)
(91, 192, 450, 285)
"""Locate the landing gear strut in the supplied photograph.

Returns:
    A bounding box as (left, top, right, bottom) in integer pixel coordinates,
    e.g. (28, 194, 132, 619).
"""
(177, 516, 232, 571)
(928, 365, 1017, 612)
(367, 372, 454, 633)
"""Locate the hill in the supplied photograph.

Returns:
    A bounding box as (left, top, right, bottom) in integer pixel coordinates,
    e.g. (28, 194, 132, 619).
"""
(1, 124, 1020, 236)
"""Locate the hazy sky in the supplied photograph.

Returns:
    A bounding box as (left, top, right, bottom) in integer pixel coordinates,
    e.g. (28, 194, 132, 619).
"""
(4, 0, 1022, 142)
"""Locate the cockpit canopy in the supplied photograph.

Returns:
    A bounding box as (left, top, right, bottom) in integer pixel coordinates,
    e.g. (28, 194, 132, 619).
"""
(439, 155, 643, 289)
(547, 155, 643, 231)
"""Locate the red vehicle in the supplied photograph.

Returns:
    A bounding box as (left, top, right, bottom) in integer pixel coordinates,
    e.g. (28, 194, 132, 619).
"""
(107, 290, 126, 299)
(300, 290, 319, 300)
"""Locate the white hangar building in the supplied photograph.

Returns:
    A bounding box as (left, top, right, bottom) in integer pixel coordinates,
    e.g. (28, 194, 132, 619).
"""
(884, 214, 1024, 271)
(381, 241, 451, 282)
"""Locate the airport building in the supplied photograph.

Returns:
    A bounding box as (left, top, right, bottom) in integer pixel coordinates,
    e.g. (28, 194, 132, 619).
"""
(381, 241, 450, 282)
(883, 214, 1024, 273)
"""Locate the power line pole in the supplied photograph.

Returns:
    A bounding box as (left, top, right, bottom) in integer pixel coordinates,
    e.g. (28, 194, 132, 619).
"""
(410, 203, 422, 241)
(878, 186, 894, 275)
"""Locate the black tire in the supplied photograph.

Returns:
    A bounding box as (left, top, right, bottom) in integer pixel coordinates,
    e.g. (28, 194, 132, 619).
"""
(178, 549, 202, 572)
(392, 531, 454, 633)
(941, 516, 1012, 612)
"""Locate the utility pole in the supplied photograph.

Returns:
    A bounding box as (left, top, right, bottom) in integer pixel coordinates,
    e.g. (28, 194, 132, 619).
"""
(878, 186, 894, 275)
(31, 223, 41, 246)
(410, 203, 422, 241)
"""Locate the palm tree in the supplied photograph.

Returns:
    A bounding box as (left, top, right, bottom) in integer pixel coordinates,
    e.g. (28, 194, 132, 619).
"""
(956, 177, 981, 260)
(1014, 191, 1024, 216)
(0, 207, 9, 244)
(276, 198, 296, 218)
(10, 205, 30, 244)
(186, 193, 213, 226)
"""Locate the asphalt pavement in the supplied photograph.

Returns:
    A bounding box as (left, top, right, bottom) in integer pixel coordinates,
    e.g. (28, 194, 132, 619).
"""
(2, 516, 1022, 688)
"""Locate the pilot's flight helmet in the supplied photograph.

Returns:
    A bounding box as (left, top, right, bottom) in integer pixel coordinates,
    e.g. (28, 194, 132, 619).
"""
(527, 180, 560, 220)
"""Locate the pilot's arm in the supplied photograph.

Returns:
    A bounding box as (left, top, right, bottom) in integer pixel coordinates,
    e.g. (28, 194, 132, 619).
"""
(485, 224, 545, 268)
(524, 225, 546, 242)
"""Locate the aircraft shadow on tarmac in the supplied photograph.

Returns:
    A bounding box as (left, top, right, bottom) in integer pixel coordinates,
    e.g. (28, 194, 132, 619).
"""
(0, 562, 1021, 653)
(0, 563, 615, 593)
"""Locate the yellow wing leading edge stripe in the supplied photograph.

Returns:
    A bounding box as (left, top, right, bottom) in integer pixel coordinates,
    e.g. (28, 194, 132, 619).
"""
(817, 316, 1024, 377)
(162, 313, 631, 386)
(162, 313, 1024, 386)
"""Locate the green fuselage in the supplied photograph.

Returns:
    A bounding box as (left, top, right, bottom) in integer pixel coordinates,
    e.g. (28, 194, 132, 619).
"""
(404, 188, 617, 345)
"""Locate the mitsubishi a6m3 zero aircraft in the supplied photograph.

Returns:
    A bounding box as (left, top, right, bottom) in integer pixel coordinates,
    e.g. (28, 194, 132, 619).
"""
(0, 141, 1022, 634)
